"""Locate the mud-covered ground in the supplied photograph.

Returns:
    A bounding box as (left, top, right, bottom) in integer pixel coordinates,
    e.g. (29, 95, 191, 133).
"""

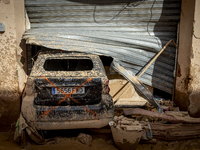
(1, 130, 200, 150)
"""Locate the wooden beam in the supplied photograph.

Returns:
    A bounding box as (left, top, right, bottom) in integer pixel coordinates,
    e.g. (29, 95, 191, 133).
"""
(150, 123, 200, 140)
(123, 108, 200, 124)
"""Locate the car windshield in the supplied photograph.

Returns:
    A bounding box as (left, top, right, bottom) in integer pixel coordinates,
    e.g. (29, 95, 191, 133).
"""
(44, 58, 93, 71)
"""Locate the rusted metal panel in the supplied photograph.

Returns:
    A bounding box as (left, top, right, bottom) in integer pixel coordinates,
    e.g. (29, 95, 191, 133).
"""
(24, 0, 181, 94)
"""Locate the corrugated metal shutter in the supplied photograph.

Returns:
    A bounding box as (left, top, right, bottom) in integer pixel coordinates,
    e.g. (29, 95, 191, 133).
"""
(24, 0, 181, 94)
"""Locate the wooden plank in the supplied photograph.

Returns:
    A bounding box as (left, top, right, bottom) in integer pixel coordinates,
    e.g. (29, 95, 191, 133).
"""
(124, 108, 200, 124)
(150, 123, 200, 140)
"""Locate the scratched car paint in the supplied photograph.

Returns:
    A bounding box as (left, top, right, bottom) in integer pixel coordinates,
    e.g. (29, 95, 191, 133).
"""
(21, 51, 114, 130)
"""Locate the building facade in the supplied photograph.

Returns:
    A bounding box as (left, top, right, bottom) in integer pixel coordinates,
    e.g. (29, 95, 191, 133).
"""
(0, 0, 199, 130)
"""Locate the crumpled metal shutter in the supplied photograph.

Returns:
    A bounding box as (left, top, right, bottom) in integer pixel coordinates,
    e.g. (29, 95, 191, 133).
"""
(24, 0, 181, 94)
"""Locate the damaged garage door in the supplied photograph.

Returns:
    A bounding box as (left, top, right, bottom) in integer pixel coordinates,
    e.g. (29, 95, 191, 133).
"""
(24, 0, 181, 94)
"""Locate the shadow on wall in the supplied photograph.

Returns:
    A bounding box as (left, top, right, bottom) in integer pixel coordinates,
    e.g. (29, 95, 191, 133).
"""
(152, 0, 180, 98)
(0, 90, 21, 131)
(20, 39, 28, 74)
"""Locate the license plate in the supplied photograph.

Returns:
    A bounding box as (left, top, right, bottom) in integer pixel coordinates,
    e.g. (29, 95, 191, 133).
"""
(52, 87, 85, 95)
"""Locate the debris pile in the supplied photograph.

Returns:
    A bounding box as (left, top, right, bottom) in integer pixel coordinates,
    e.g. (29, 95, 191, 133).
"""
(111, 115, 143, 132)
(109, 99, 200, 149)
(109, 115, 154, 150)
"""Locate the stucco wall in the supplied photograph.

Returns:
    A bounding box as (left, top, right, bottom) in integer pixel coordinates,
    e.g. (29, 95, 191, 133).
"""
(0, 0, 26, 130)
(176, 0, 200, 117)
(188, 0, 200, 117)
(175, 0, 195, 110)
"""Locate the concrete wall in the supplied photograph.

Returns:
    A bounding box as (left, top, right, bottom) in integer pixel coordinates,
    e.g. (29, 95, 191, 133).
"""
(14, 0, 27, 94)
(176, 0, 200, 117)
(0, 0, 26, 130)
(175, 0, 195, 110)
(188, 0, 200, 117)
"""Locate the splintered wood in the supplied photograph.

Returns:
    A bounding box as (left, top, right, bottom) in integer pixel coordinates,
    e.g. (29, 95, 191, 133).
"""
(123, 108, 200, 141)
(150, 123, 200, 140)
(123, 108, 200, 124)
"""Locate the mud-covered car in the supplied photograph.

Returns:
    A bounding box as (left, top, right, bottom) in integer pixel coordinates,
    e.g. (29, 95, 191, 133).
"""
(21, 52, 114, 130)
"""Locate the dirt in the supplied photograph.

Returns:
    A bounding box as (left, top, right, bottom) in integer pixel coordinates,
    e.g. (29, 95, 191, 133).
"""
(1, 131, 200, 150)
(0, 132, 21, 150)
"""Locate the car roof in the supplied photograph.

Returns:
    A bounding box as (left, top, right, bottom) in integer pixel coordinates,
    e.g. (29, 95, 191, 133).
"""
(30, 52, 107, 77)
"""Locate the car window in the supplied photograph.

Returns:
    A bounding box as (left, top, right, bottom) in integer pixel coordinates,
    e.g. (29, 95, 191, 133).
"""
(44, 58, 93, 71)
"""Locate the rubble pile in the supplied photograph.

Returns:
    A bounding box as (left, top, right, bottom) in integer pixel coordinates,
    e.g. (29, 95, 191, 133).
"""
(109, 115, 155, 150)
(109, 99, 200, 149)
(112, 116, 143, 131)
(109, 116, 144, 150)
